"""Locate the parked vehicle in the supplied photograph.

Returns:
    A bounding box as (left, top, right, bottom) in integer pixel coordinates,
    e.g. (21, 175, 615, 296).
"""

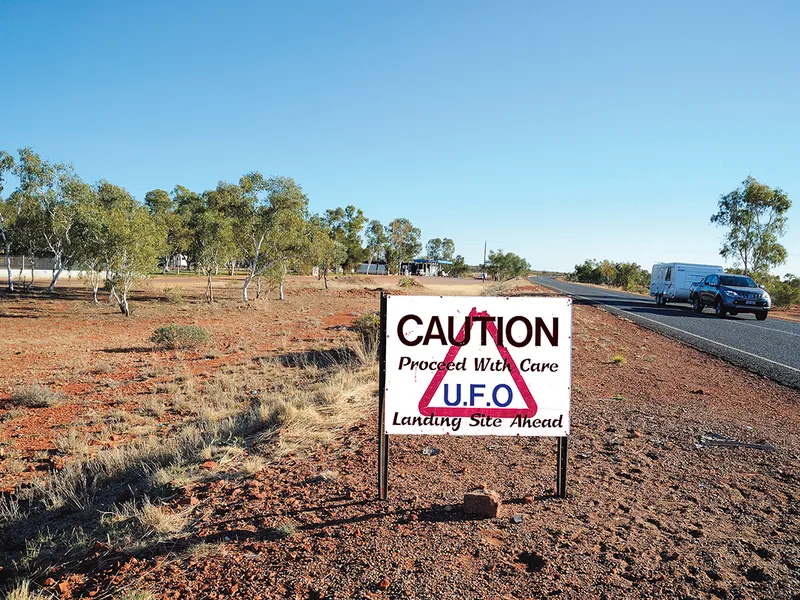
(649, 263, 723, 305)
(689, 273, 771, 320)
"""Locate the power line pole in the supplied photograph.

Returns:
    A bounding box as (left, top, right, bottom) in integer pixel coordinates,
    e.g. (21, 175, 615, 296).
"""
(482, 241, 487, 282)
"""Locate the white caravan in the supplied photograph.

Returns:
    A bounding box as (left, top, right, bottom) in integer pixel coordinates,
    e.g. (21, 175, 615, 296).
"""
(650, 262, 723, 305)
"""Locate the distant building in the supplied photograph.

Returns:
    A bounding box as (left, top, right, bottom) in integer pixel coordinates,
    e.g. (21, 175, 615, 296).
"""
(401, 259, 454, 277)
(357, 261, 388, 275)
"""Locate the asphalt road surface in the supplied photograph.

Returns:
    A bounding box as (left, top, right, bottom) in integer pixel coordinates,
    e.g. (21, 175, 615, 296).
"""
(530, 277, 800, 390)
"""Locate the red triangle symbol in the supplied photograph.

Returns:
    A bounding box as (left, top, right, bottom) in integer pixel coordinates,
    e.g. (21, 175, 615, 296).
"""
(417, 307, 538, 418)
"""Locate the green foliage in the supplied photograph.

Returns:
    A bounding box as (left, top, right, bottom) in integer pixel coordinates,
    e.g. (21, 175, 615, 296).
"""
(447, 254, 471, 277)
(570, 259, 650, 290)
(397, 276, 417, 288)
(711, 176, 791, 275)
(150, 325, 211, 349)
(485, 249, 531, 281)
(386, 218, 421, 273)
(364, 219, 387, 267)
(761, 273, 800, 309)
(323, 205, 367, 270)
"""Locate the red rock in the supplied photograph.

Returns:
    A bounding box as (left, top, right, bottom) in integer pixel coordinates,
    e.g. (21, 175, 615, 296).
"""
(631, 430, 643, 438)
(200, 460, 218, 470)
(43, 578, 56, 586)
(463, 489, 502, 518)
(189, 495, 200, 505)
(58, 580, 71, 595)
(523, 494, 535, 504)
(378, 576, 390, 590)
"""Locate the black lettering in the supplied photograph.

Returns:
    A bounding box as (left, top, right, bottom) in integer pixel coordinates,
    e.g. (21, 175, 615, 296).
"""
(424, 316, 447, 345)
(397, 315, 423, 346)
(448, 316, 471, 346)
(506, 316, 533, 347)
(535, 317, 558, 347)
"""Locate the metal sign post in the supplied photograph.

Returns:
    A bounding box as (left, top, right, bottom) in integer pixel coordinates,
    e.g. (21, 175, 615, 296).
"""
(377, 292, 389, 500)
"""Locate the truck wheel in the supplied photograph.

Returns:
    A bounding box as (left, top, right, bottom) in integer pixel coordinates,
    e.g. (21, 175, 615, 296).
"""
(692, 295, 702, 313)
(714, 297, 727, 318)
(756, 311, 768, 321)
(655, 294, 662, 305)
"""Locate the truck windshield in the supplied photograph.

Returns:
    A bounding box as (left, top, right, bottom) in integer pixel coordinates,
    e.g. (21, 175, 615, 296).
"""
(719, 275, 758, 288)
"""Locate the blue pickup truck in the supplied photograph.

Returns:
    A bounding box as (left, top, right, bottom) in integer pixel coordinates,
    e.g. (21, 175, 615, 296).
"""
(689, 273, 771, 320)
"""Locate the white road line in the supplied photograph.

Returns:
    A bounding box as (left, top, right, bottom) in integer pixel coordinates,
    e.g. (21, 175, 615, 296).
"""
(535, 281, 800, 375)
(736, 322, 800, 338)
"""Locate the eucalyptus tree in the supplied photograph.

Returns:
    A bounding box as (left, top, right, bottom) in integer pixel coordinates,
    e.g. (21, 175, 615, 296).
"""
(307, 215, 347, 289)
(145, 189, 190, 273)
(225, 174, 309, 302)
(711, 176, 792, 275)
(323, 205, 367, 271)
(364, 219, 387, 275)
(193, 207, 236, 302)
(0, 151, 17, 290)
(385, 218, 421, 274)
(98, 183, 164, 315)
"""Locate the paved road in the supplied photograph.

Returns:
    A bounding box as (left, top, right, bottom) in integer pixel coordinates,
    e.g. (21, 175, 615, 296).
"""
(530, 277, 800, 390)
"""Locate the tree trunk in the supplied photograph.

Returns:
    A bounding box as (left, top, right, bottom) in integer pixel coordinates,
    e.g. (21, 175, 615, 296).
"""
(366, 255, 373, 276)
(279, 262, 287, 300)
(256, 276, 262, 299)
(242, 269, 254, 302)
(206, 272, 214, 303)
(323, 265, 328, 290)
(229, 261, 235, 276)
(47, 256, 64, 293)
(0, 215, 12, 291)
(92, 275, 100, 304)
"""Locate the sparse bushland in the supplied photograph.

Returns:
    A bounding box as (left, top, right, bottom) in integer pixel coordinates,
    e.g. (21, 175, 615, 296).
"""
(0, 341, 378, 585)
(569, 259, 650, 293)
(10, 385, 66, 409)
(150, 324, 211, 349)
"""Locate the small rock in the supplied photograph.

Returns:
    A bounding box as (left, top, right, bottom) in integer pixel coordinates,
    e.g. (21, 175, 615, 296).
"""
(511, 514, 524, 524)
(463, 489, 501, 518)
(58, 581, 71, 595)
(523, 495, 535, 504)
(200, 460, 218, 470)
(43, 578, 56, 586)
(631, 430, 643, 438)
(189, 496, 200, 506)
(421, 446, 441, 456)
(378, 576, 390, 590)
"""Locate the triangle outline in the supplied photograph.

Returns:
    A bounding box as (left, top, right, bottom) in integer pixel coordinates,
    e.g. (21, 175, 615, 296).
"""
(417, 307, 538, 418)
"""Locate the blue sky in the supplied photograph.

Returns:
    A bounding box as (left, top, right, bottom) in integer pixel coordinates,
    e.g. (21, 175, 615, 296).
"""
(2, 1, 798, 275)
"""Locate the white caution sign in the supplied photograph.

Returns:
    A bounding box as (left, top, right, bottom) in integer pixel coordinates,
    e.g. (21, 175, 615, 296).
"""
(384, 295, 571, 436)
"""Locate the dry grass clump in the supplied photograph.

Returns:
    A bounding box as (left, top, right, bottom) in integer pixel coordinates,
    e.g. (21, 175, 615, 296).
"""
(137, 498, 189, 534)
(350, 312, 380, 362)
(150, 325, 211, 349)
(54, 430, 91, 457)
(611, 354, 627, 365)
(10, 385, 66, 408)
(89, 362, 113, 375)
(5, 580, 52, 600)
(239, 455, 267, 476)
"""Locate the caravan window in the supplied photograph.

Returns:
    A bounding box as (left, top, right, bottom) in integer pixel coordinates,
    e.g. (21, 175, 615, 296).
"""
(666, 268, 672, 281)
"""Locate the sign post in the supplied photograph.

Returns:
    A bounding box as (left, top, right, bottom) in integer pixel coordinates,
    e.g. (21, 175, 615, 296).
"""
(378, 293, 572, 500)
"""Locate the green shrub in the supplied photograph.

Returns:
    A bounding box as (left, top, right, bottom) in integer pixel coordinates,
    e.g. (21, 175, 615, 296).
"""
(151, 325, 211, 349)
(11, 385, 66, 408)
(163, 287, 184, 304)
(766, 278, 800, 309)
(398, 277, 417, 288)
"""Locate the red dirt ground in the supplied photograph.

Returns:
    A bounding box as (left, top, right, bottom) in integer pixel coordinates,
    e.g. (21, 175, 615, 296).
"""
(1, 276, 798, 599)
